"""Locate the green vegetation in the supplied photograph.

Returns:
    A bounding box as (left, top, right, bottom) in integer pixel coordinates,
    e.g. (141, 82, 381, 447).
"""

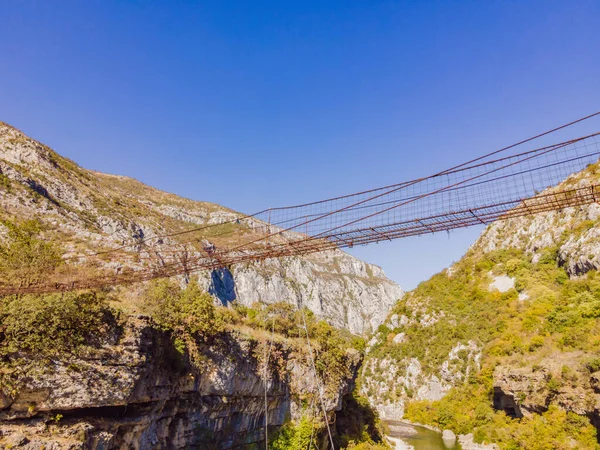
(0, 290, 118, 399)
(0, 291, 114, 356)
(0, 219, 118, 398)
(371, 244, 600, 449)
(143, 278, 223, 339)
(269, 415, 322, 450)
(334, 391, 388, 449)
(406, 382, 598, 450)
(0, 173, 11, 192)
(0, 219, 62, 287)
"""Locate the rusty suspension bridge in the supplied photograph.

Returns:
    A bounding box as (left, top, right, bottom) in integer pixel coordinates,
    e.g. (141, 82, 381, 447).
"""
(4, 113, 600, 294)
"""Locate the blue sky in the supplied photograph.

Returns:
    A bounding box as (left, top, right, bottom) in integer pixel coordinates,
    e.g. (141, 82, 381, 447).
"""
(1, 1, 599, 289)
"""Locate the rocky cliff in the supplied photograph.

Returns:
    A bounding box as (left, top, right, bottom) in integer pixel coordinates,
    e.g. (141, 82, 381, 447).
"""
(0, 312, 360, 449)
(205, 252, 402, 335)
(360, 162, 600, 448)
(0, 121, 402, 335)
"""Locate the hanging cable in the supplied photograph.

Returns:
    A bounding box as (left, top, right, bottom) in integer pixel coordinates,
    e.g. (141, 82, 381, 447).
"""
(263, 314, 275, 450)
(299, 305, 335, 450)
(308, 392, 317, 450)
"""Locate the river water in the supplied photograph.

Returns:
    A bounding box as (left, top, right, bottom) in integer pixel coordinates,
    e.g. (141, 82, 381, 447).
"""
(385, 420, 462, 450)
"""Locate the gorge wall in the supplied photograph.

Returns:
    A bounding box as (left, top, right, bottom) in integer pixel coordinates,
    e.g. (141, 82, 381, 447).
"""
(203, 251, 402, 335)
(0, 316, 360, 449)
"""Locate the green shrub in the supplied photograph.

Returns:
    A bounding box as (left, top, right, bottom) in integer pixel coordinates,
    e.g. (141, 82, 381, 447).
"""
(143, 279, 223, 339)
(0, 291, 113, 356)
(505, 258, 528, 276)
(312, 320, 352, 385)
(0, 219, 61, 287)
(527, 335, 545, 352)
(269, 415, 320, 450)
(586, 357, 600, 373)
(334, 391, 386, 448)
(546, 376, 562, 395)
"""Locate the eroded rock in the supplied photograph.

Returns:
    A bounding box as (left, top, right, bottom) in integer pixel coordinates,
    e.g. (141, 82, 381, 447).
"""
(0, 317, 359, 449)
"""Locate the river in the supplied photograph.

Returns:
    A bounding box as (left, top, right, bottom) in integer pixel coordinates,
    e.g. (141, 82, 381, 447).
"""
(385, 420, 462, 450)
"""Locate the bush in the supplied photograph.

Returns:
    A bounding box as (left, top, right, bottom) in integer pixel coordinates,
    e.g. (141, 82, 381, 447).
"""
(586, 357, 600, 373)
(0, 219, 61, 287)
(527, 335, 544, 352)
(0, 291, 113, 356)
(143, 278, 223, 339)
(334, 392, 386, 448)
(546, 376, 562, 395)
(269, 415, 321, 450)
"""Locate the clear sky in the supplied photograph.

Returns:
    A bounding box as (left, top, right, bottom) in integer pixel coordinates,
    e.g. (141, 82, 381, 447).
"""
(1, 1, 599, 289)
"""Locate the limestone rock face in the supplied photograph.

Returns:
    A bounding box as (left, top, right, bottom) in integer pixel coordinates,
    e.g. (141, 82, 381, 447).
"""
(0, 317, 359, 449)
(200, 251, 402, 335)
(0, 121, 402, 335)
(473, 168, 600, 278)
(492, 361, 600, 419)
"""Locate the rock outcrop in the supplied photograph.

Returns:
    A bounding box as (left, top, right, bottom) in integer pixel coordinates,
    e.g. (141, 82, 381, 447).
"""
(203, 251, 402, 335)
(493, 361, 600, 422)
(473, 164, 600, 278)
(0, 316, 359, 449)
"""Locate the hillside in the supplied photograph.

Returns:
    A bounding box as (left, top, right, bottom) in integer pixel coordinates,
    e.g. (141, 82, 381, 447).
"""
(0, 122, 402, 334)
(361, 162, 600, 449)
(0, 122, 397, 449)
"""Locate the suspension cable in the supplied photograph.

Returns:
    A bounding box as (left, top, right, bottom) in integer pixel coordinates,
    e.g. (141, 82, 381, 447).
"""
(263, 314, 275, 450)
(299, 305, 335, 449)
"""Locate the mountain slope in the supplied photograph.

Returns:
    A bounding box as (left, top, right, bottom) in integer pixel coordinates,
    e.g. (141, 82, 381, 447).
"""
(361, 161, 600, 448)
(0, 121, 402, 334)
